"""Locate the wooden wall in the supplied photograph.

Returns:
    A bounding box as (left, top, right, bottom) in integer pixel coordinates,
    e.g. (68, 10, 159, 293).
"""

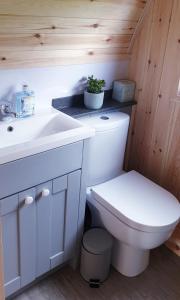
(0, 0, 148, 69)
(127, 0, 180, 255)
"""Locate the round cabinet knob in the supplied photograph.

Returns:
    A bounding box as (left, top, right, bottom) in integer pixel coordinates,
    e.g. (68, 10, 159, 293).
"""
(41, 189, 50, 197)
(24, 196, 34, 206)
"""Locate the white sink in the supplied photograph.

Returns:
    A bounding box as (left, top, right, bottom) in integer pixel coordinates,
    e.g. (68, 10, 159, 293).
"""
(0, 107, 94, 164)
(0, 110, 82, 149)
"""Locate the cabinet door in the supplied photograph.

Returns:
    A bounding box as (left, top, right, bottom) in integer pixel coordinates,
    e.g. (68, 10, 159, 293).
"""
(0, 194, 20, 297)
(36, 170, 81, 276)
(0, 188, 36, 297)
(36, 181, 52, 277)
(51, 170, 81, 268)
(63, 170, 81, 262)
(1, 169, 81, 296)
(18, 188, 36, 288)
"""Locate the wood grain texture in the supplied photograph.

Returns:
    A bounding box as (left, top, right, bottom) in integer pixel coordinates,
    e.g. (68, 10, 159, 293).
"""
(0, 0, 147, 68)
(128, 0, 153, 53)
(13, 246, 180, 300)
(0, 0, 145, 20)
(0, 34, 131, 51)
(0, 48, 130, 69)
(0, 16, 137, 35)
(127, 0, 180, 255)
(166, 224, 180, 256)
(148, 0, 180, 184)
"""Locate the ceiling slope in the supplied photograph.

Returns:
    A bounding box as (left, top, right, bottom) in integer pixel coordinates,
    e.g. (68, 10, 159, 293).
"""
(0, 0, 149, 68)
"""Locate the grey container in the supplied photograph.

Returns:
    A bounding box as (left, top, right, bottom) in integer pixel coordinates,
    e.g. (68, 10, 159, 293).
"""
(80, 228, 113, 283)
(112, 80, 136, 102)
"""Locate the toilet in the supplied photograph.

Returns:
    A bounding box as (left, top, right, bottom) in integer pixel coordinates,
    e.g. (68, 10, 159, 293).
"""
(78, 111, 180, 277)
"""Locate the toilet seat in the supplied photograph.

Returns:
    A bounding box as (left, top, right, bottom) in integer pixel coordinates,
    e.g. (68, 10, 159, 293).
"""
(91, 171, 180, 233)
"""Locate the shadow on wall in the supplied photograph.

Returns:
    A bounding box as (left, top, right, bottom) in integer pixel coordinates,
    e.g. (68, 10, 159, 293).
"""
(72, 77, 87, 95)
(0, 86, 16, 106)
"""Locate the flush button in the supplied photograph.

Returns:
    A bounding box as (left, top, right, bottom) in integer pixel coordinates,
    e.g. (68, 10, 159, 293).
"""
(100, 116, 109, 120)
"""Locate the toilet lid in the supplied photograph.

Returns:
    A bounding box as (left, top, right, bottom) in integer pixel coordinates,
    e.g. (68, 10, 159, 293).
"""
(91, 171, 180, 233)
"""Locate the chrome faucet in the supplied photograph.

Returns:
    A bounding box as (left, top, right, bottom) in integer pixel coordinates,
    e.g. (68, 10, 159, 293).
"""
(0, 103, 16, 121)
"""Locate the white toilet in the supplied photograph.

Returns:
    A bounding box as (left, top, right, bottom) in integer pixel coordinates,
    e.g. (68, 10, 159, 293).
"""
(78, 111, 180, 277)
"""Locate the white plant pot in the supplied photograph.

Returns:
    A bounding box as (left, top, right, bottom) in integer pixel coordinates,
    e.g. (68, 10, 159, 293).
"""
(84, 91, 104, 110)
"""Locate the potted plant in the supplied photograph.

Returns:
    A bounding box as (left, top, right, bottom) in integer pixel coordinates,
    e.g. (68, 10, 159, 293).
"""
(84, 75, 106, 109)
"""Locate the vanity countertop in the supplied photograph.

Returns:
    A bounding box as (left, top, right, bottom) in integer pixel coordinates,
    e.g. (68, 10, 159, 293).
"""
(52, 90, 137, 118)
(0, 107, 94, 165)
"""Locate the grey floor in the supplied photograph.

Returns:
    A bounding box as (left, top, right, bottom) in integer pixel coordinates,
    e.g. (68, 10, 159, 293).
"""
(13, 246, 180, 300)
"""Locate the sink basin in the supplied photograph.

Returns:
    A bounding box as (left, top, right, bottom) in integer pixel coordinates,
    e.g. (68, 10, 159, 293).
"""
(0, 111, 82, 149)
(0, 107, 94, 164)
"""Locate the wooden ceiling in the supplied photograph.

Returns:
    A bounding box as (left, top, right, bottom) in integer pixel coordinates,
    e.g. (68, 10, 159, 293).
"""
(0, 0, 148, 69)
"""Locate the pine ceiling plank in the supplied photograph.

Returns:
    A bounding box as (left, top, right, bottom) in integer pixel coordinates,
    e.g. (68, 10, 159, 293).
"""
(0, 48, 130, 69)
(0, 0, 146, 21)
(0, 0, 148, 68)
(0, 33, 132, 51)
(0, 16, 137, 35)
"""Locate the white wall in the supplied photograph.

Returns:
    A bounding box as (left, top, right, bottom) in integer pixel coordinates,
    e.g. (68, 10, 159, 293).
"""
(0, 61, 128, 110)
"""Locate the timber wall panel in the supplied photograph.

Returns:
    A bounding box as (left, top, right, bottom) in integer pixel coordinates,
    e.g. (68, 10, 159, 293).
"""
(127, 0, 180, 255)
(0, 49, 129, 69)
(0, 34, 131, 51)
(0, 17, 137, 35)
(0, 0, 146, 20)
(0, 0, 147, 69)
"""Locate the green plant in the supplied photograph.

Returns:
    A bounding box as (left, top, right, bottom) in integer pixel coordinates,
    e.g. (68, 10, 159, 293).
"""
(87, 75, 106, 94)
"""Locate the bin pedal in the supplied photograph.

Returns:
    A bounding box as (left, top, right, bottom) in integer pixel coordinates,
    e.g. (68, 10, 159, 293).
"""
(89, 279, 101, 288)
